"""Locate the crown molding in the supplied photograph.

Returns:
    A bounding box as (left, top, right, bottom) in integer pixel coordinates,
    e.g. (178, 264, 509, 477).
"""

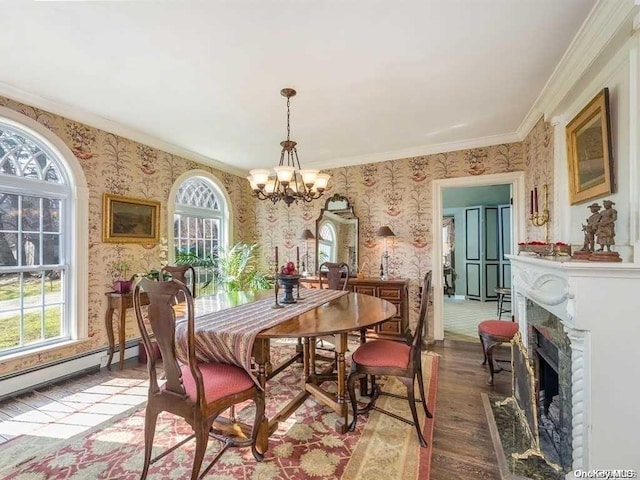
(0, 82, 247, 178)
(517, 0, 639, 138)
(306, 131, 521, 170)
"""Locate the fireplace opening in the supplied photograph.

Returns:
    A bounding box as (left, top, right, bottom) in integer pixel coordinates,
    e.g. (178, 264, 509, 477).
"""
(534, 328, 563, 466)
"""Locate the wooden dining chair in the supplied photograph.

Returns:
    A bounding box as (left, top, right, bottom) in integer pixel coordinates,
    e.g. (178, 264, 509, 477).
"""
(133, 277, 265, 480)
(161, 265, 197, 300)
(318, 262, 350, 290)
(347, 271, 433, 447)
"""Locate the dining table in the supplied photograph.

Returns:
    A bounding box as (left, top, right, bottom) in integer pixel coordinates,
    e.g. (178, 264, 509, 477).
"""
(173, 287, 397, 453)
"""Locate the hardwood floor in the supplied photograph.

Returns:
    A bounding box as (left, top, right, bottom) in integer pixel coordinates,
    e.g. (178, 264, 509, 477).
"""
(0, 340, 513, 479)
(430, 339, 511, 480)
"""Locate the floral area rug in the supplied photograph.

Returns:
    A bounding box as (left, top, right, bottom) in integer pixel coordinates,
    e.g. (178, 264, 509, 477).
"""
(1, 345, 438, 480)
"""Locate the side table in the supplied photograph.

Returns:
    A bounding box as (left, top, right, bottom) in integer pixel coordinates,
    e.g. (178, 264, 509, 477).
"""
(104, 291, 148, 370)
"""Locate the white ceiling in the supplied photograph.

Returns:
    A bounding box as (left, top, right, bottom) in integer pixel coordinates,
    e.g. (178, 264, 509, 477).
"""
(0, 1, 596, 176)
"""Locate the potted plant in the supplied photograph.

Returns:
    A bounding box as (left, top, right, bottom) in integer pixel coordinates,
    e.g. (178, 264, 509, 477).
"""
(108, 259, 133, 293)
(175, 242, 272, 292)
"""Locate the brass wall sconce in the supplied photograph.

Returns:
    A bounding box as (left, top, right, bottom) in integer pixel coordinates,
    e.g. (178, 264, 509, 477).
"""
(530, 184, 550, 243)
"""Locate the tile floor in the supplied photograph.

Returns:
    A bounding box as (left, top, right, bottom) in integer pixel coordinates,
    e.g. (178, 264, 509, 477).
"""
(0, 362, 149, 444)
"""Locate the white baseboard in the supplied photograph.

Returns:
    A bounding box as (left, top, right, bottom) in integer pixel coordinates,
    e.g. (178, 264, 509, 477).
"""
(0, 344, 139, 400)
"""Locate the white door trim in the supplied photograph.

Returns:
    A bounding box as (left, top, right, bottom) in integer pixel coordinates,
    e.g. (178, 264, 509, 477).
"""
(431, 171, 526, 340)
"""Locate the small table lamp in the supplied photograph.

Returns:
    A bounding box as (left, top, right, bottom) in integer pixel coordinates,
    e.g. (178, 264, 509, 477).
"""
(300, 229, 315, 276)
(376, 226, 395, 280)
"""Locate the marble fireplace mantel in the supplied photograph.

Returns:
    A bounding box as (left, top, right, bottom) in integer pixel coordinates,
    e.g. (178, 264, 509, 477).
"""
(507, 255, 640, 475)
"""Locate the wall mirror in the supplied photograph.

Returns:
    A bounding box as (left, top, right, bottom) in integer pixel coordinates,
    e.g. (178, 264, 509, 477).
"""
(315, 193, 359, 275)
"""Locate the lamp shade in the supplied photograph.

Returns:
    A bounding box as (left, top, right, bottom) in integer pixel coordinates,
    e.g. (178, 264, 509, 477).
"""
(300, 229, 315, 240)
(376, 226, 395, 237)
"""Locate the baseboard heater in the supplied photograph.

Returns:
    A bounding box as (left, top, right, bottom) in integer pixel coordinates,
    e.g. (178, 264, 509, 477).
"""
(0, 340, 139, 402)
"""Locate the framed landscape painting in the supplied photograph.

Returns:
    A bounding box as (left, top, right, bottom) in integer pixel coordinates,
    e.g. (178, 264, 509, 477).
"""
(103, 194, 160, 244)
(566, 88, 614, 205)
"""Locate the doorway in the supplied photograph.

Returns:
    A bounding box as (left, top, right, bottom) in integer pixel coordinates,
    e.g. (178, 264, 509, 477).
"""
(442, 184, 511, 340)
(431, 172, 525, 341)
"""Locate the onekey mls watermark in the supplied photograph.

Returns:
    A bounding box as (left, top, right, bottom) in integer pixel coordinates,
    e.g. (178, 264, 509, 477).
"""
(574, 471, 637, 479)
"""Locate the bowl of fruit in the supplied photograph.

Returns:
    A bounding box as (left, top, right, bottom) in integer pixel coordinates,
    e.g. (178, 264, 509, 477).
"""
(278, 262, 300, 304)
(278, 261, 300, 278)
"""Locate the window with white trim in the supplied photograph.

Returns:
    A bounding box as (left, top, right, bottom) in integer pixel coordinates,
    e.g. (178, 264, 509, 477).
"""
(318, 222, 336, 265)
(0, 124, 72, 356)
(172, 176, 228, 294)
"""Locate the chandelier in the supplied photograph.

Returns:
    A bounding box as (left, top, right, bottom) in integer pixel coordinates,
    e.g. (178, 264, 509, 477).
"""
(247, 88, 330, 207)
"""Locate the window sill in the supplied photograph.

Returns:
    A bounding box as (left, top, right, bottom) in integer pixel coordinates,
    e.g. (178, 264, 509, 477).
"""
(0, 338, 92, 363)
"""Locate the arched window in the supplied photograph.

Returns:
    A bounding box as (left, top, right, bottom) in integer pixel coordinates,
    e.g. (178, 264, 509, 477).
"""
(318, 222, 337, 265)
(170, 172, 231, 294)
(0, 114, 86, 357)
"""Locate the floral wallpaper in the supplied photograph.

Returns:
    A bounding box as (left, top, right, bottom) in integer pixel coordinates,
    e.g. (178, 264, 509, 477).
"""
(0, 92, 553, 376)
(0, 96, 256, 376)
(254, 142, 530, 339)
(523, 117, 555, 241)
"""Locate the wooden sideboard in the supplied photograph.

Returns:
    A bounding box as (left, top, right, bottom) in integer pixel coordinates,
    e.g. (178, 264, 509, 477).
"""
(299, 276, 410, 341)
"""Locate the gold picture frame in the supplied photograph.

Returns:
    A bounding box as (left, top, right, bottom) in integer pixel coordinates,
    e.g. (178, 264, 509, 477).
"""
(103, 193, 160, 244)
(566, 88, 614, 205)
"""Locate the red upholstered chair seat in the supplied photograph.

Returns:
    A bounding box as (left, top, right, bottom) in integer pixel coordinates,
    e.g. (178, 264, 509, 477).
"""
(351, 339, 410, 369)
(478, 319, 519, 386)
(179, 363, 255, 403)
(478, 319, 518, 338)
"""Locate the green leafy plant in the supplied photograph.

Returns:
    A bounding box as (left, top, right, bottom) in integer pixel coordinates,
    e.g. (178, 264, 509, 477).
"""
(108, 259, 131, 280)
(175, 242, 272, 292)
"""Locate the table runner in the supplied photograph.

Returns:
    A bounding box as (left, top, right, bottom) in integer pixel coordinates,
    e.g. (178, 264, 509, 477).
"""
(175, 288, 348, 386)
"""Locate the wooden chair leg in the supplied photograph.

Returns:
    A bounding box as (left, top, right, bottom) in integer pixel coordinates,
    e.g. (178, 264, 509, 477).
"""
(347, 372, 362, 431)
(485, 340, 500, 386)
(404, 378, 427, 447)
(140, 409, 159, 480)
(251, 392, 265, 461)
(479, 333, 488, 365)
(191, 424, 209, 480)
(415, 367, 432, 419)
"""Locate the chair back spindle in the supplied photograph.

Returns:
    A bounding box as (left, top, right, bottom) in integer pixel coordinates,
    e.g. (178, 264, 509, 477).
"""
(411, 271, 432, 363)
(318, 262, 350, 290)
(161, 265, 197, 299)
(134, 277, 194, 398)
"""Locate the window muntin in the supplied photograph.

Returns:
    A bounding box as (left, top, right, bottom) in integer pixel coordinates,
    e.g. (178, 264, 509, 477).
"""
(172, 176, 227, 295)
(318, 222, 336, 264)
(0, 123, 71, 356)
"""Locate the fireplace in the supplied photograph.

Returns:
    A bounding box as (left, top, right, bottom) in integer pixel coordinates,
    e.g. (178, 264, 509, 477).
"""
(528, 312, 572, 470)
(507, 254, 640, 474)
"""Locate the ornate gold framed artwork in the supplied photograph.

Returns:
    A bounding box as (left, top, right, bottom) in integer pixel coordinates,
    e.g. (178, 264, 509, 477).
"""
(103, 193, 160, 244)
(566, 88, 614, 205)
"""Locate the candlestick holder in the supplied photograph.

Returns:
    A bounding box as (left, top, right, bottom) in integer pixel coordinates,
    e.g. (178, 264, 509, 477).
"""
(272, 258, 283, 309)
(296, 258, 302, 300)
(530, 184, 550, 244)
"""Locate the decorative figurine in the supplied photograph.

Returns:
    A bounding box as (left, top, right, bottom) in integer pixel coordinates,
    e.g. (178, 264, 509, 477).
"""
(573, 203, 601, 259)
(589, 199, 621, 262)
